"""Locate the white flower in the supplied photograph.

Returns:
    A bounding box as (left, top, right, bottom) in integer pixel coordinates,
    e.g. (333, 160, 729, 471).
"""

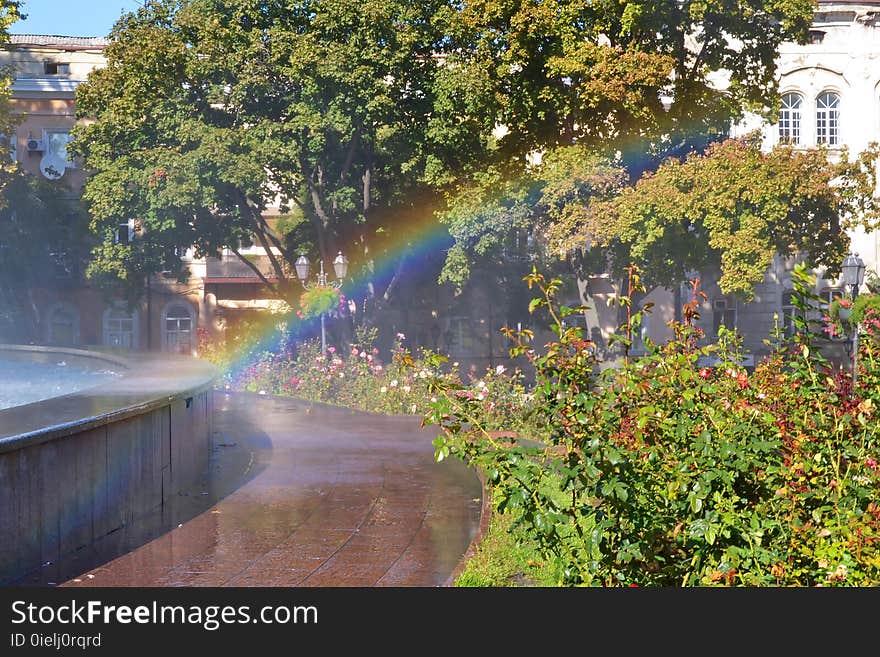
(390, 379, 398, 387)
(396, 332, 406, 340)
(402, 385, 411, 393)
(380, 386, 388, 393)
(360, 351, 366, 358)
(418, 370, 428, 379)
(477, 380, 487, 390)
(410, 404, 417, 413)
(339, 373, 345, 378)
(476, 392, 485, 400)
(258, 390, 267, 395)
(495, 365, 506, 374)
(430, 396, 437, 403)
(452, 362, 459, 367)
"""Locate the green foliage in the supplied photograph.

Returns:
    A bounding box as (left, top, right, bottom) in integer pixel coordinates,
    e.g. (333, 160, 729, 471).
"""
(552, 138, 876, 299)
(425, 267, 880, 586)
(454, 507, 560, 587)
(434, 0, 813, 161)
(72, 0, 466, 304)
(437, 147, 625, 288)
(433, 0, 819, 286)
(297, 286, 340, 319)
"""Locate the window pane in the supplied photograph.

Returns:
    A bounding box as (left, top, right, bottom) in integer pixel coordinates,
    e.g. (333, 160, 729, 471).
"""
(779, 93, 802, 144)
(816, 92, 840, 145)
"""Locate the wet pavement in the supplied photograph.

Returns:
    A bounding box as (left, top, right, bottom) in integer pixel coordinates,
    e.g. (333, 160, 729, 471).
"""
(21, 391, 484, 587)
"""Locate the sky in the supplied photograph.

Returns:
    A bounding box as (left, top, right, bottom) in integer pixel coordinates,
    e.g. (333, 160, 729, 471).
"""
(9, 0, 144, 38)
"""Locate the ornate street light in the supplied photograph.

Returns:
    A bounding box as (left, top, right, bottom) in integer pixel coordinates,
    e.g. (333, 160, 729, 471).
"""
(841, 252, 866, 384)
(295, 251, 348, 354)
(333, 251, 349, 280)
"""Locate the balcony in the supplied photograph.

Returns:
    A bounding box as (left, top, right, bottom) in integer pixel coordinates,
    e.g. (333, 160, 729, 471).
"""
(205, 253, 278, 283)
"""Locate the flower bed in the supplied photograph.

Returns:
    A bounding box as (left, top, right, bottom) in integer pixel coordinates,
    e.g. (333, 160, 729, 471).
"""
(425, 266, 880, 586)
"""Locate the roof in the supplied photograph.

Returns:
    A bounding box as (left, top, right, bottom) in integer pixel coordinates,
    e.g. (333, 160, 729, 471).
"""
(7, 35, 109, 50)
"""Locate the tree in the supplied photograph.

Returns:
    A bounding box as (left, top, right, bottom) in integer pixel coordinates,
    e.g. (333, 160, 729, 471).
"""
(0, 2, 87, 340)
(0, 175, 92, 340)
(437, 145, 625, 287)
(546, 137, 880, 299)
(72, 0, 470, 311)
(431, 0, 818, 286)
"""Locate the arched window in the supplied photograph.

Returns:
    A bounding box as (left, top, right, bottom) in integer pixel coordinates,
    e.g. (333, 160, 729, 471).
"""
(778, 93, 803, 144)
(816, 91, 840, 145)
(162, 302, 195, 355)
(47, 303, 79, 346)
(103, 306, 138, 348)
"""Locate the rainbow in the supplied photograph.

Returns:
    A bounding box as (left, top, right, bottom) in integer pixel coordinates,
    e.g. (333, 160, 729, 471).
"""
(213, 202, 456, 383)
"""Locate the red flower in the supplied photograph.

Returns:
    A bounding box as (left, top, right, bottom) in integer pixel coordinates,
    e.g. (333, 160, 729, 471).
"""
(698, 368, 712, 379)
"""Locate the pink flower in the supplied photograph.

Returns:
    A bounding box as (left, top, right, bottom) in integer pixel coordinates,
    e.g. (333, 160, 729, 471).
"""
(328, 346, 336, 354)
(698, 368, 712, 380)
(351, 347, 359, 356)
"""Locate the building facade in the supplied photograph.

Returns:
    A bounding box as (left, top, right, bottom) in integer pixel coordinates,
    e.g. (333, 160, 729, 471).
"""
(578, 2, 880, 366)
(0, 35, 244, 356)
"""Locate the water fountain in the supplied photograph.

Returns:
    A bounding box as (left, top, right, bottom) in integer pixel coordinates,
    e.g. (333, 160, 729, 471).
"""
(0, 344, 216, 585)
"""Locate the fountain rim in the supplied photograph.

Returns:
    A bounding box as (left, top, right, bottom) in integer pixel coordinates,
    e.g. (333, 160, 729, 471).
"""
(0, 344, 217, 453)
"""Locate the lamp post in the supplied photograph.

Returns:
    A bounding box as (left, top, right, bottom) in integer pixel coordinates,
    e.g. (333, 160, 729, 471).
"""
(841, 252, 866, 385)
(295, 251, 349, 355)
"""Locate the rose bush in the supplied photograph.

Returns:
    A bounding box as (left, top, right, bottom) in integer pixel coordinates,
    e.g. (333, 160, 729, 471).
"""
(425, 265, 880, 586)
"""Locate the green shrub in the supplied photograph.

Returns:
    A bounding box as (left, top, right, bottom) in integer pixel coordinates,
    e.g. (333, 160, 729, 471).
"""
(426, 265, 880, 586)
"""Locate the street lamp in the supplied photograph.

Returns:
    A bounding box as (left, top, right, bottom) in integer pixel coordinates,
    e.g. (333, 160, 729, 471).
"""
(841, 252, 866, 384)
(295, 250, 349, 354)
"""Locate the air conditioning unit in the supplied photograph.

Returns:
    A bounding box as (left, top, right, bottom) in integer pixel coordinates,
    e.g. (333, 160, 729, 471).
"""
(26, 137, 43, 152)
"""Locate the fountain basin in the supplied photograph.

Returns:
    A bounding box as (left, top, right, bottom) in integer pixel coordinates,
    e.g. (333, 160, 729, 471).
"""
(0, 344, 217, 585)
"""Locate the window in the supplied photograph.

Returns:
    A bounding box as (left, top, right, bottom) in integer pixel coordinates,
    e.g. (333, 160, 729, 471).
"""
(103, 306, 138, 348)
(444, 316, 474, 355)
(43, 61, 70, 75)
(816, 92, 840, 145)
(47, 304, 79, 346)
(115, 219, 136, 244)
(631, 311, 651, 355)
(162, 303, 195, 354)
(820, 288, 848, 341)
(778, 93, 803, 144)
(712, 298, 737, 336)
(782, 290, 799, 337)
(809, 30, 826, 44)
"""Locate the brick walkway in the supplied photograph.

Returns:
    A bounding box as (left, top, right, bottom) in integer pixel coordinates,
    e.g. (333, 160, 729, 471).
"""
(52, 391, 483, 587)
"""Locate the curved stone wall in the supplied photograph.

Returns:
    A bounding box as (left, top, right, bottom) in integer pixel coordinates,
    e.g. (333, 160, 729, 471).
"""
(0, 345, 217, 585)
